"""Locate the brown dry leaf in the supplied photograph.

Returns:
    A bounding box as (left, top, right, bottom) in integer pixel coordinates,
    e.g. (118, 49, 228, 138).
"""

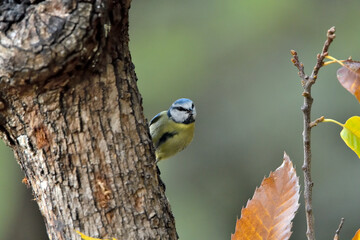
(352, 229, 360, 240)
(336, 60, 360, 102)
(231, 153, 300, 240)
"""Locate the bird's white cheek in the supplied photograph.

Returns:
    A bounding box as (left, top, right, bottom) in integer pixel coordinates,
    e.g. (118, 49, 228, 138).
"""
(171, 110, 187, 123)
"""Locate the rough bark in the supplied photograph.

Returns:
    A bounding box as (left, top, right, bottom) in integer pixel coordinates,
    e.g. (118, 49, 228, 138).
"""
(0, 0, 177, 239)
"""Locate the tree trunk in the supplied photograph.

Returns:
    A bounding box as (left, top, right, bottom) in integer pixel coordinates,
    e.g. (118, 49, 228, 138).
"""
(0, 0, 177, 239)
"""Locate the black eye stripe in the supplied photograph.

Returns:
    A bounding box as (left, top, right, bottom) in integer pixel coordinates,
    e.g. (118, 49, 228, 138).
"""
(175, 106, 187, 111)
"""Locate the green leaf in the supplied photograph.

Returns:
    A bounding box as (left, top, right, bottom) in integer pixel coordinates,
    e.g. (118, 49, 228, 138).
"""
(340, 116, 360, 158)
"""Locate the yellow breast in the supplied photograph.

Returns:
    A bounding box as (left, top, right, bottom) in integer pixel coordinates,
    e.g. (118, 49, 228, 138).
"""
(149, 112, 195, 161)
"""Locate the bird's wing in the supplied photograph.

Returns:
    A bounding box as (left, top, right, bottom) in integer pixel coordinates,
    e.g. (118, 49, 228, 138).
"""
(149, 112, 163, 126)
(156, 131, 177, 148)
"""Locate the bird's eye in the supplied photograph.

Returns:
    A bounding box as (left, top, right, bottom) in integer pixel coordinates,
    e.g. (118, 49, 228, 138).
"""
(191, 103, 194, 108)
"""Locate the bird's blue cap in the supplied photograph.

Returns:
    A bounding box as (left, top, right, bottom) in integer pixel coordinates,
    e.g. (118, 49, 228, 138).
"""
(172, 98, 193, 105)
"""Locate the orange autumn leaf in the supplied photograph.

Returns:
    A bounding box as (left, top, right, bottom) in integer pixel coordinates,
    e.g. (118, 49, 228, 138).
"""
(231, 153, 300, 240)
(353, 229, 360, 240)
(336, 60, 360, 102)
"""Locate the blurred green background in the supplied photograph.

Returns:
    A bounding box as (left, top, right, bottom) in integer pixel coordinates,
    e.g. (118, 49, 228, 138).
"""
(2, 0, 360, 239)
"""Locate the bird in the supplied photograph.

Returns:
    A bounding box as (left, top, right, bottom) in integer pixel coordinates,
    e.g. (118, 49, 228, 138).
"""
(149, 98, 196, 162)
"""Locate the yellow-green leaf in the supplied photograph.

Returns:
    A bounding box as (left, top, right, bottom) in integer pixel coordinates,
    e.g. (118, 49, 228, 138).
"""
(76, 231, 117, 240)
(340, 116, 360, 158)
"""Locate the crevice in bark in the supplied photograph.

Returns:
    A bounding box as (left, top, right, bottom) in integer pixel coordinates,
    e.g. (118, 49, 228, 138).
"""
(0, 124, 16, 146)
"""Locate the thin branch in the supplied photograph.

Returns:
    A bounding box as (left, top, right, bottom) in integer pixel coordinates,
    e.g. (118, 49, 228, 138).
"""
(291, 26, 336, 240)
(291, 49, 307, 85)
(312, 26, 336, 78)
(333, 218, 345, 240)
(309, 116, 325, 128)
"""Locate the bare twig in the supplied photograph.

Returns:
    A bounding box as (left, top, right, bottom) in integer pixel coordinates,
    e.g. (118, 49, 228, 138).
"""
(333, 218, 345, 240)
(291, 26, 336, 240)
(291, 49, 306, 82)
(312, 27, 336, 78)
(310, 116, 325, 128)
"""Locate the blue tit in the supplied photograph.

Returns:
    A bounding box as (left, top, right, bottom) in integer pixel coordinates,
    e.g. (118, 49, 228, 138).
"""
(149, 98, 196, 162)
